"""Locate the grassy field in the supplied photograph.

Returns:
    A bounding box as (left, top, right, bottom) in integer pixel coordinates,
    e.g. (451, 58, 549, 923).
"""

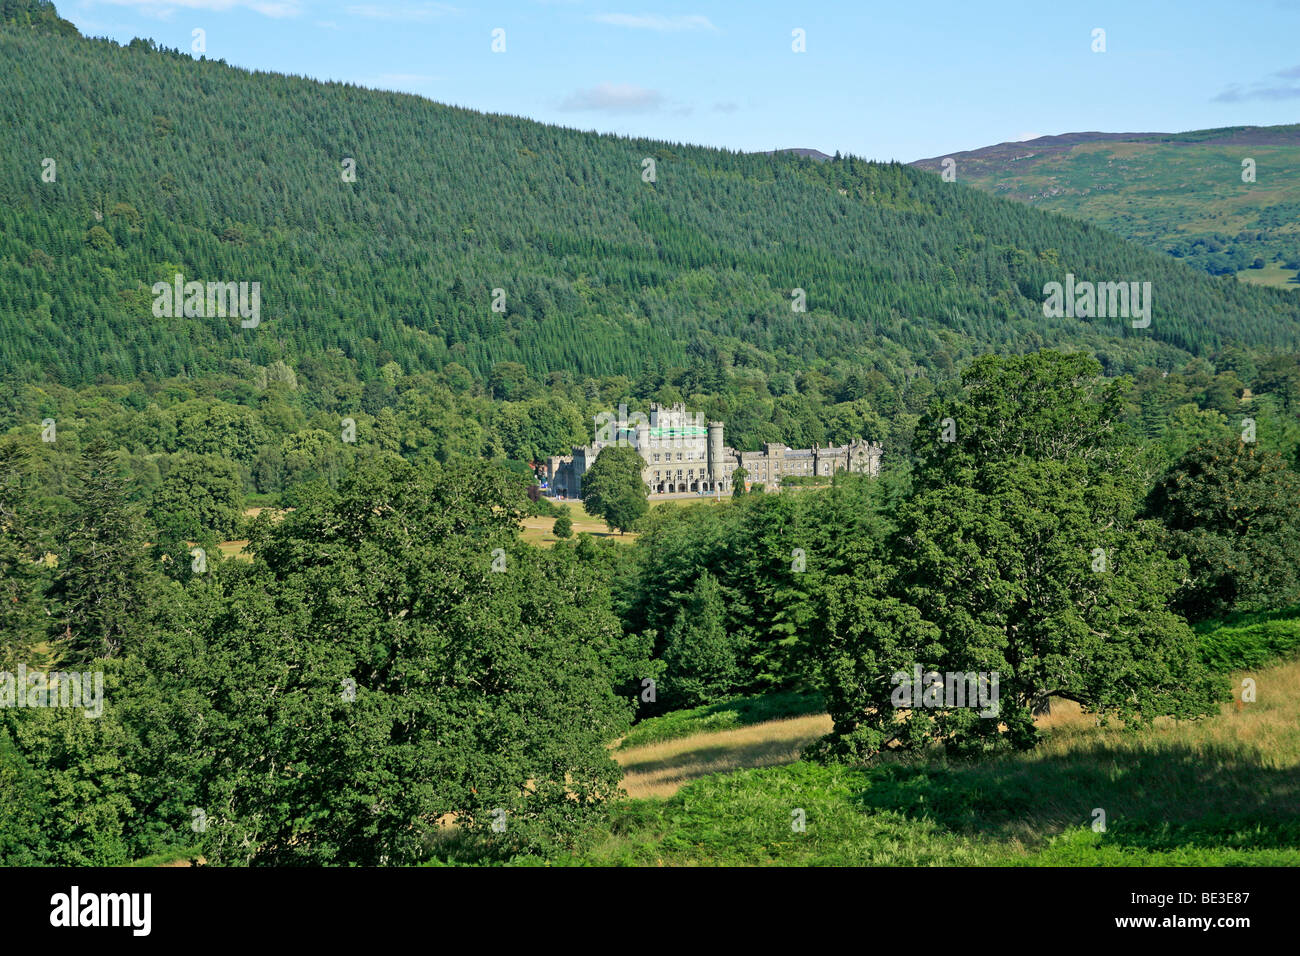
(519, 499, 631, 547)
(548, 607, 1300, 865)
(1237, 260, 1300, 289)
(558, 654, 1300, 865)
(616, 691, 824, 750)
(615, 713, 833, 799)
(519, 495, 728, 547)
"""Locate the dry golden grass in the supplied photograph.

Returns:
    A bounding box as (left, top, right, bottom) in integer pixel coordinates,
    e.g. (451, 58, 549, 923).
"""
(217, 539, 249, 558)
(1035, 658, 1300, 770)
(518, 512, 634, 547)
(518, 496, 727, 547)
(611, 704, 1099, 801)
(614, 713, 833, 799)
(613, 658, 1300, 803)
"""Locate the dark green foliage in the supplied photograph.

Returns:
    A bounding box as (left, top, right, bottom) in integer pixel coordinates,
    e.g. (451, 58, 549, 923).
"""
(1255, 354, 1300, 413)
(2, 26, 1298, 402)
(173, 456, 633, 863)
(581, 445, 648, 534)
(552, 509, 572, 538)
(661, 571, 741, 707)
(494, 399, 586, 464)
(0, 0, 76, 36)
(0, 439, 46, 666)
(149, 453, 244, 541)
(46, 440, 160, 662)
(812, 352, 1221, 761)
(1196, 605, 1300, 671)
(1148, 438, 1300, 620)
(626, 471, 889, 702)
(527, 495, 562, 518)
(0, 727, 46, 865)
(0, 677, 140, 865)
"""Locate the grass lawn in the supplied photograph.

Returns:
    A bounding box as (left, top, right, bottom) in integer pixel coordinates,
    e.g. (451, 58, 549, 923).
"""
(616, 691, 825, 750)
(519, 495, 729, 547)
(519, 499, 631, 546)
(1236, 261, 1300, 289)
(555, 654, 1300, 865)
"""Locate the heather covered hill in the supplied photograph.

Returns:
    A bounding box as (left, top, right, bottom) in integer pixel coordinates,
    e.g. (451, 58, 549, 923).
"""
(2, 22, 1298, 394)
(913, 125, 1300, 287)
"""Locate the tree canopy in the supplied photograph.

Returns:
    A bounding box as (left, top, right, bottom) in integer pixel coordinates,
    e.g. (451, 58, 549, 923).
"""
(582, 445, 649, 534)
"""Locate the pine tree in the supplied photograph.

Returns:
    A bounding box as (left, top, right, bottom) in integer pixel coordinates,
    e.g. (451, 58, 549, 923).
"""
(662, 572, 740, 707)
(0, 440, 46, 667)
(47, 440, 157, 662)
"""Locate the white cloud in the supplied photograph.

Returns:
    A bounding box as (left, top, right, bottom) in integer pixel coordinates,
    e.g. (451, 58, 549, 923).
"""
(590, 13, 716, 32)
(559, 82, 664, 113)
(1214, 64, 1300, 102)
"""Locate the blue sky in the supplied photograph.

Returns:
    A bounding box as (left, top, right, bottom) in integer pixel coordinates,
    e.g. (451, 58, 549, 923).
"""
(62, 0, 1300, 161)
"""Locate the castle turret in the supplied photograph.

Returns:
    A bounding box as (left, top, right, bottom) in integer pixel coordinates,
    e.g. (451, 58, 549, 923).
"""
(707, 421, 724, 484)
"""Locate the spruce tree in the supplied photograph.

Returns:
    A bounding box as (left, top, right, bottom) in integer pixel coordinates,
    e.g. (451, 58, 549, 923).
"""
(47, 440, 157, 662)
(0, 440, 45, 666)
(662, 572, 740, 707)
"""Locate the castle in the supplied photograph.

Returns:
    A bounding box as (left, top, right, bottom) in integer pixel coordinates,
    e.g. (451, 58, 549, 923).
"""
(546, 402, 882, 497)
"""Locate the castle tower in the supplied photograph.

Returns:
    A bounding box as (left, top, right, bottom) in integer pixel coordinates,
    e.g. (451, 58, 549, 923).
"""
(707, 421, 724, 485)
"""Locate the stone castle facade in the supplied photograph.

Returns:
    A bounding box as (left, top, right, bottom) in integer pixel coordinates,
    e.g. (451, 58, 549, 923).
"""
(546, 402, 882, 497)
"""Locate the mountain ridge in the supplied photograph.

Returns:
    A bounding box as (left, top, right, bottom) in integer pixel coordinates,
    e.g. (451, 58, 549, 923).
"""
(2, 19, 1297, 396)
(913, 125, 1300, 167)
(911, 124, 1300, 287)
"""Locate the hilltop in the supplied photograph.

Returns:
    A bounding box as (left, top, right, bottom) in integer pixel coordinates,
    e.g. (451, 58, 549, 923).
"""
(755, 148, 834, 162)
(2, 12, 1299, 399)
(913, 125, 1300, 289)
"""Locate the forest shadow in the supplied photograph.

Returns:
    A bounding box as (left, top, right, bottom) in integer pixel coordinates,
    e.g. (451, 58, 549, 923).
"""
(852, 740, 1300, 851)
